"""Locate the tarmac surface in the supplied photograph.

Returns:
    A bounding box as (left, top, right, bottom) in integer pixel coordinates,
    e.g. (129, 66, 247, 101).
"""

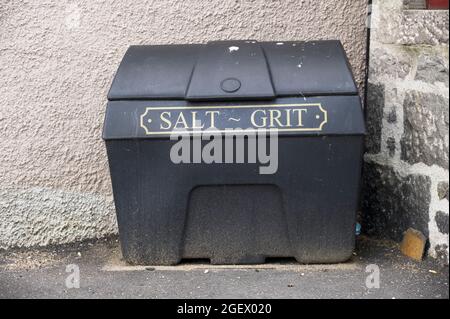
(0, 236, 448, 299)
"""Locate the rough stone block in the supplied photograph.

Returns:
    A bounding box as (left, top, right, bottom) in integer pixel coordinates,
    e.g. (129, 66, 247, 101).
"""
(369, 46, 414, 80)
(403, 0, 426, 10)
(362, 161, 431, 241)
(373, 3, 449, 45)
(387, 137, 396, 157)
(435, 211, 449, 234)
(437, 181, 449, 201)
(365, 83, 384, 154)
(401, 91, 449, 169)
(400, 228, 427, 261)
(435, 244, 449, 264)
(415, 51, 449, 87)
(387, 109, 398, 124)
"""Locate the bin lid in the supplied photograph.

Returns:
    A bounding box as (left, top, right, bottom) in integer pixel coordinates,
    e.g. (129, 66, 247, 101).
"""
(107, 40, 358, 101)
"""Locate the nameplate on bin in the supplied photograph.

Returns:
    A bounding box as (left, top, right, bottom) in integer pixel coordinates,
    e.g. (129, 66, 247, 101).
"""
(139, 103, 327, 135)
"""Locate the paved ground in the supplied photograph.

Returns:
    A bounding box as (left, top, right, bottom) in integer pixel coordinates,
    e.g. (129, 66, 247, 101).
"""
(0, 236, 448, 299)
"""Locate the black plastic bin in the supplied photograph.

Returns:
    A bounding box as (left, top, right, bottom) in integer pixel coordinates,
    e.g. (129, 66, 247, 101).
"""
(103, 40, 366, 265)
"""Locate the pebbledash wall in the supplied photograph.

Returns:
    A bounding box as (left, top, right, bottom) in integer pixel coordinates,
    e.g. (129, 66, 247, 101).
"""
(0, 1, 368, 249)
(363, 0, 449, 263)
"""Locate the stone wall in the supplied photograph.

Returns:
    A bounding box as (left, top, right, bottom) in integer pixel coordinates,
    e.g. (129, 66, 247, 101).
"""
(363, 0, 449, 263)
(0, 0, 368, 249)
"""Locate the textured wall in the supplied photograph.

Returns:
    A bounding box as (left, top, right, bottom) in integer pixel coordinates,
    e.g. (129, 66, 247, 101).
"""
(363, 0, 449, 264)
(0, 0, 368, 248)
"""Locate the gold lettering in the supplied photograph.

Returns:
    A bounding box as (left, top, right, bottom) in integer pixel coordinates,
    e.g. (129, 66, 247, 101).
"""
(251, 110, 267, 128)
(292, 108, 308, 127)
(174, 112, 189, 129)
(285, 109, 291, 127)
(269, 109, 284, 127)
(191, 111, 204, 129)
(160, 112, 172, 130)
(205, 111, 220, 128)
